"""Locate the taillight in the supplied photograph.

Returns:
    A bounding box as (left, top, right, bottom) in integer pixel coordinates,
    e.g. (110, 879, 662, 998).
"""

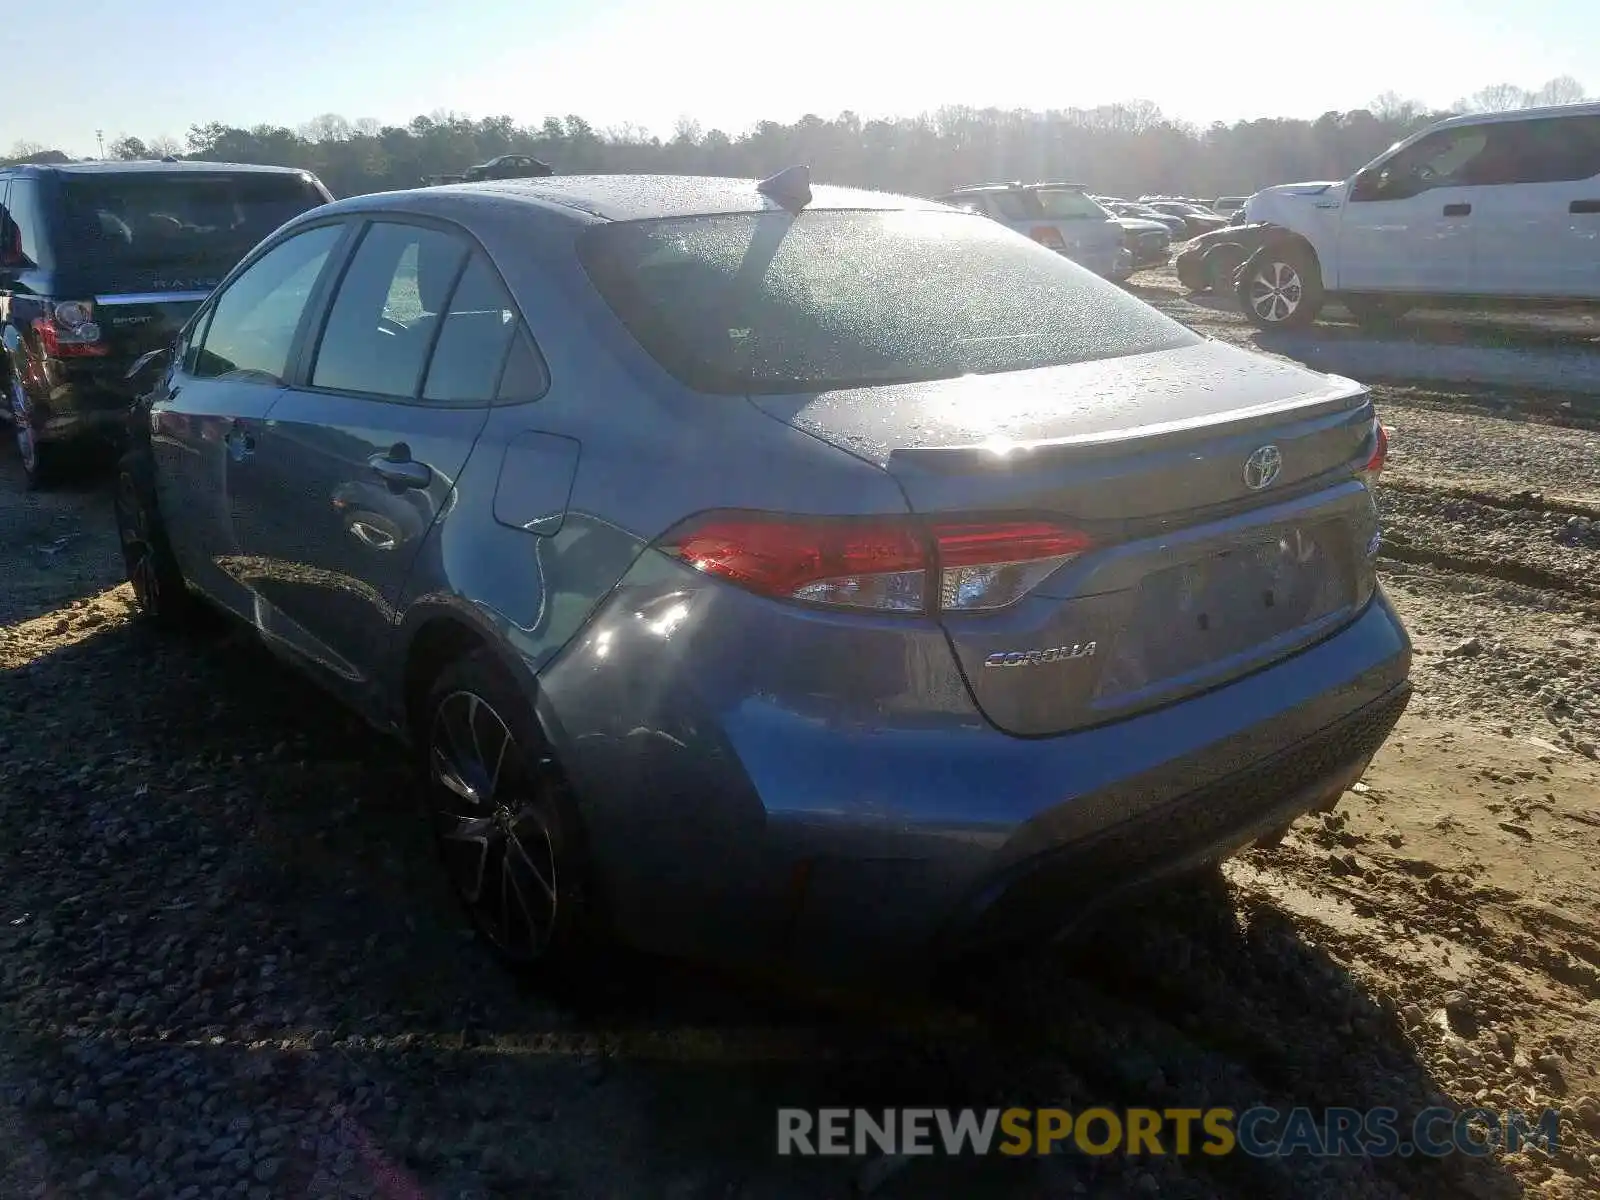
(34, 300, 107, 358)
(1029, 226, 1066, 251)
(1359, 418, 1389, 487)
(658, 513, 1091, 614)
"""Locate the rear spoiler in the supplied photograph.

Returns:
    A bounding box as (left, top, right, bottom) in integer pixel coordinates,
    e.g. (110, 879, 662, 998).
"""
(887, 384, 1369, 472)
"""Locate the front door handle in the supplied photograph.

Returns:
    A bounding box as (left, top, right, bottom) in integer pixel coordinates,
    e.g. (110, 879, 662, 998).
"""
(1570, 199, 1600, 214)
(1443, 203, 1471, 217)
(368, 445, 432, 490)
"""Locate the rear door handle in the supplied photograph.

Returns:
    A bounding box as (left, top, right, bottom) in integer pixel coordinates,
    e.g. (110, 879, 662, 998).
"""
(1571, 199, 1600, 214)
(1443, 203, 1471, 217)
(368, 446, 432, 490)
(225, 420, 255, 459)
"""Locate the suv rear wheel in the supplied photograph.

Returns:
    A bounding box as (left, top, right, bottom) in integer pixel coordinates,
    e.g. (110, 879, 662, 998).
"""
(1237, 243, 1325, 330)
(10, 378, 53, 490)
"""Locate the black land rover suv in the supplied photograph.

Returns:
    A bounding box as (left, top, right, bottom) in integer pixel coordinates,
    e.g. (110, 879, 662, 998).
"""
(0, 161, 333, 487)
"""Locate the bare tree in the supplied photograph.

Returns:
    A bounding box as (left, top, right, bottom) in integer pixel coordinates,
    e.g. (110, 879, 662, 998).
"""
(1531, 75, 1588, 106)
(8, 140, 47, 159)
(300, 113, 352, 142)
(671, 116, 703, 145)
(1462, 83, 1531, 113)
(353, 118, 382, 138)
(1369, 91, 1423, 122)
(148, 135, 183, 158)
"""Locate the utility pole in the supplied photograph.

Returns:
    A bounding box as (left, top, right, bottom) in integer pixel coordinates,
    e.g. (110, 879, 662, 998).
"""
(96, 130, 105, 158)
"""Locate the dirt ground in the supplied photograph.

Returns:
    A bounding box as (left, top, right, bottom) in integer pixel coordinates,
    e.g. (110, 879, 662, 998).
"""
(0, 268, 1596, 1200)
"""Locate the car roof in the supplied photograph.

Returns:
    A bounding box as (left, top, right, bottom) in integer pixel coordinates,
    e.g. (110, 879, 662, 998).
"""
(332, 174, 949, 225)
(1428, 100, 1600, 131)
(947, 181, 1088, 194)
(2, 160, 316, 177)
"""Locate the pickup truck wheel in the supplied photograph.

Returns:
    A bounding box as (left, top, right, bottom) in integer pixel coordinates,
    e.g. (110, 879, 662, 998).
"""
(1343, 295, 1413, 330)
(1237, 244, 1325, 330)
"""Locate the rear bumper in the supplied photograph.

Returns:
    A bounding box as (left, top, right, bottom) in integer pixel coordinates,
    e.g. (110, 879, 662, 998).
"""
(18, 358, 139, 445)
(534, 555, 1413, 980)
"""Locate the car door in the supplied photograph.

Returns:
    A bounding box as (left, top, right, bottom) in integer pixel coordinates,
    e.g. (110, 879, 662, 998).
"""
(236, 217, 509, 708)
(1466, 114, 1600, 298)
(1336, 125, 1489, 294)
(145, 221, 350, 614)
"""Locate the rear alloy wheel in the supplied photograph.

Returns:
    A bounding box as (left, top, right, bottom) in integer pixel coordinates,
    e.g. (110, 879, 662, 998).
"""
(1237, 244, 1325, 330)
(113, 451, 195, 628)
(10, 378, 52, 490)
(424, 652, 592, 973)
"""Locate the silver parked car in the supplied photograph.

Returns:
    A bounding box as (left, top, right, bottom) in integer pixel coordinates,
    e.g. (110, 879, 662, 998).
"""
(936, 181, 1127, 278)
(115, 170, 1411, 982)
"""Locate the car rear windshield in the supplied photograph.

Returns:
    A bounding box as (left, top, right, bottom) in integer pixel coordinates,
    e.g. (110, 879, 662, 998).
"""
(578, 210, 1198, 395)
(59, 173, 326, 273)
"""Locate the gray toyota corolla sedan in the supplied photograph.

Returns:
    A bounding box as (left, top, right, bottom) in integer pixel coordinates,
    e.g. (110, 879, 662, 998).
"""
(114, 169, 1412, 982)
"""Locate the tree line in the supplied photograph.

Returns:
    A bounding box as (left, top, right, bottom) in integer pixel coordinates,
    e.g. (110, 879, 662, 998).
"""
(4, 76, 1591, 202)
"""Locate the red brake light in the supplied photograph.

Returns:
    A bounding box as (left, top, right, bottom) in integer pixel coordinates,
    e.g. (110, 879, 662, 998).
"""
(33, 300, 107, 358)
(659, 514, 1091, 613)
(1360, 419, 1389, 485)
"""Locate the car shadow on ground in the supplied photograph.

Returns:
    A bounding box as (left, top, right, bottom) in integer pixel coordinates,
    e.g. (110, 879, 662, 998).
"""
(0, 621, 1533, 1199)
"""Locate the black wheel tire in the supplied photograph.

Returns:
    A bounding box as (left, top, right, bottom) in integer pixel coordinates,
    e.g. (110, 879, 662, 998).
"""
(10, 377, 55, 491)
(1343, 295, 1413, 330)
(1174, 251, 1207, 292)
(421, 650, 598, 978)
(114, 449, 197, 629)
(1236, 243, 1325, 330)
(1203, 242, 1249, 294)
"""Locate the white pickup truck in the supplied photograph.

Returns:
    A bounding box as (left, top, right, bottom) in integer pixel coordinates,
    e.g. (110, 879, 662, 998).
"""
(1233, 102, 1600, 329)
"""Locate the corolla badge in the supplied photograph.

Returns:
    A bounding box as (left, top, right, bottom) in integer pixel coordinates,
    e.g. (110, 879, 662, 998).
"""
(1243, 444, 1283, 491)
(984, 642, 1097, 668)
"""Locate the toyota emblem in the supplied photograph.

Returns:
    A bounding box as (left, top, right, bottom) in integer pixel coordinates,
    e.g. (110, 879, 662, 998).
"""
(1243, 444, 1283, 491)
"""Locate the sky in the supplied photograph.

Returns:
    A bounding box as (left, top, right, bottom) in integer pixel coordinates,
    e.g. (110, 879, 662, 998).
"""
(18, 0, 1596, 157)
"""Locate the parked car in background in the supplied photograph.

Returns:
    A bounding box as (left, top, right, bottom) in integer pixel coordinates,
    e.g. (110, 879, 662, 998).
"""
(1211, 196, 1250, 217)
(1174, 221, 1273, 293)
(1235, 102, 1600, 329)
(0, 160, 333, 487)
(936, 181, 1125, 277)
(1143, 200, 1231, 238)
(1113, 214, 1173, 271)
(114, 170, 1411, 983)
(463, 154, 554, 182)
(1094, 197, 1191, 240)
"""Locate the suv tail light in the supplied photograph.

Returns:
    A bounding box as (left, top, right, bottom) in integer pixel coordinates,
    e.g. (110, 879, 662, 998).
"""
(1359, 418, 1389, 487)
(34, 300, 107, 358)
(1029, 226, 1067, 251)
(658, 513, 1092, 614)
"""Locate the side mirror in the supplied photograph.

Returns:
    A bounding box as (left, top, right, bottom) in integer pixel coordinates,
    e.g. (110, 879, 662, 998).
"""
(125, 346, 172, 388)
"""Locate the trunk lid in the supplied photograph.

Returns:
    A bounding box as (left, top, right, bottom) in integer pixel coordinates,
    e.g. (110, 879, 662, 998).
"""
(749, 340, 1381, 735)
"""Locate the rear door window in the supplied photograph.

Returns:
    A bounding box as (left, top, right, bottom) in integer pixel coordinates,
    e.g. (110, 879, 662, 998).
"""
(311, 221, 469, 399)
(0, 178, 46, 269)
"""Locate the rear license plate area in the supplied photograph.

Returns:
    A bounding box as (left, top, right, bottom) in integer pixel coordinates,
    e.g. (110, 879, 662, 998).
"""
(1096, 522, 1354, 695)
